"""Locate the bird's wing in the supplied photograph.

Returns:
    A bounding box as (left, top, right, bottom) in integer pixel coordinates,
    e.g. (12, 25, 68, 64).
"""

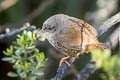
(65, 17, 99, 51)
(68, 17, 98, 36)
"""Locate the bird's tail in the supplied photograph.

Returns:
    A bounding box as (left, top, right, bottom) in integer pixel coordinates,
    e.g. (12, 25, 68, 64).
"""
(97, 42, 108, 50)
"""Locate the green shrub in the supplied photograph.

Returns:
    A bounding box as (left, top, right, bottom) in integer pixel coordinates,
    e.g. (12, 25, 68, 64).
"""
(92, 49, 120, 80)
(2, 30, 46, 80)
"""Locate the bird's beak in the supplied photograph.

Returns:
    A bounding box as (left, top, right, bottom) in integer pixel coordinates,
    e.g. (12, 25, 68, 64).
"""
(34, 29, 46, 41)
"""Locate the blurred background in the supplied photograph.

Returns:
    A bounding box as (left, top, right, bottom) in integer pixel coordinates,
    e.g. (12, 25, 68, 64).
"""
(0, 0, 119, 80)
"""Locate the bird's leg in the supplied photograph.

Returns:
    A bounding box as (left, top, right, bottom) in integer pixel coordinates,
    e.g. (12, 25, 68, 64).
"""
(59, 56, 71, 67)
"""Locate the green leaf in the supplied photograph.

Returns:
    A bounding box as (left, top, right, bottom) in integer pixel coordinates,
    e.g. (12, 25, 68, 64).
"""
(19, 71, 27, 78)
(2, 57, 14, 61)
(24, 63, 30, 70)
(15, 64, 23, 69)
(32, 32, 36, 40)
(7, 72, 18, 77)
(39, 52, 45, 61)
(10, 45, 13, 52)
(23, 34, 28, 41)
(34, 71, 44, 76)
(28, 46, 35, 49)
(89, 64, 95, 69)
(21, 36, 25, 44)
(17, 34, 21, 38)
(16, 68, 21, 74)
(3, 51, 9, 56)
(28, 31, 32, 38)
(37, 52, 45, 64)
(34, 48, 39, 53)
(23, 30, 27, 34)
(15, 49, 21, 56)
(29, 76, 37, 80)
(4, 46, 13, 56)
(103, 49, 111, 59)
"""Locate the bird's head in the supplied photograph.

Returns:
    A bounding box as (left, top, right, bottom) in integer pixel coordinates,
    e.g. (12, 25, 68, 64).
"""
(35, 14, 69, 41)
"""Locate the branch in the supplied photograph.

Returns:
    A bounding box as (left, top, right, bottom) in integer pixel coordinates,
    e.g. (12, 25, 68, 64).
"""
(85, 0, 118, 27)
(75, 60, 95, 80)
(0, 24, 36, 43)
(51, 57, 76, 80)
(51, 12, 120, 80)
(0, 0, 18, 12)
(106, 26, 119, 49)
(97, 12, 120, 36)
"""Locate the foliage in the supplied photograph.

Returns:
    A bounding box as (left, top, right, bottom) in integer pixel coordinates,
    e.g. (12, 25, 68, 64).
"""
(91, 49, 120, 80)
(2, 30, 46, 80)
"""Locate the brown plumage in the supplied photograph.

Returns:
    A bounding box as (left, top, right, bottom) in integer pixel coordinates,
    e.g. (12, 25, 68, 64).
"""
(35, 14, 108, 66)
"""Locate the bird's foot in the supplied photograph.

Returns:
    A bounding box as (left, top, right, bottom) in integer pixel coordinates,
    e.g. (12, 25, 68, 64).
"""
(59, 56, 71, 67)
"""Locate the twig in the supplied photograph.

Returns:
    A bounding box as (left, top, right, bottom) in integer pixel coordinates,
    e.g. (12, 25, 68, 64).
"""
(0, 25, 36, 43)
(97, 12, 120, 36)
(86, 0, 118, 27)
(106, 26, 119, 49)
(48, 47, 79, 78)
(51, 57, 76, 80)
(51, 12, 120, 80)
(0, 0, 18, 12)
(75, 60, 95, 80)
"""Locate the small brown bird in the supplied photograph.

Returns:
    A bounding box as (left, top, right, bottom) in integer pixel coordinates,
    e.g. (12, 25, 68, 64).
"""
(35, 14, 107, 67)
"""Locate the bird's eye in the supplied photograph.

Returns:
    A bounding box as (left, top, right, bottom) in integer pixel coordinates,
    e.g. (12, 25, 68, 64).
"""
(43, 25, 56, 32)
(48, 26, 55, 31)
(48, 27, 52, 30)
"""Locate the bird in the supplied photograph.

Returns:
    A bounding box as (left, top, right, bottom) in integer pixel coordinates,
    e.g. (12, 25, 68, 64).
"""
(34, 14, 108, 67)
